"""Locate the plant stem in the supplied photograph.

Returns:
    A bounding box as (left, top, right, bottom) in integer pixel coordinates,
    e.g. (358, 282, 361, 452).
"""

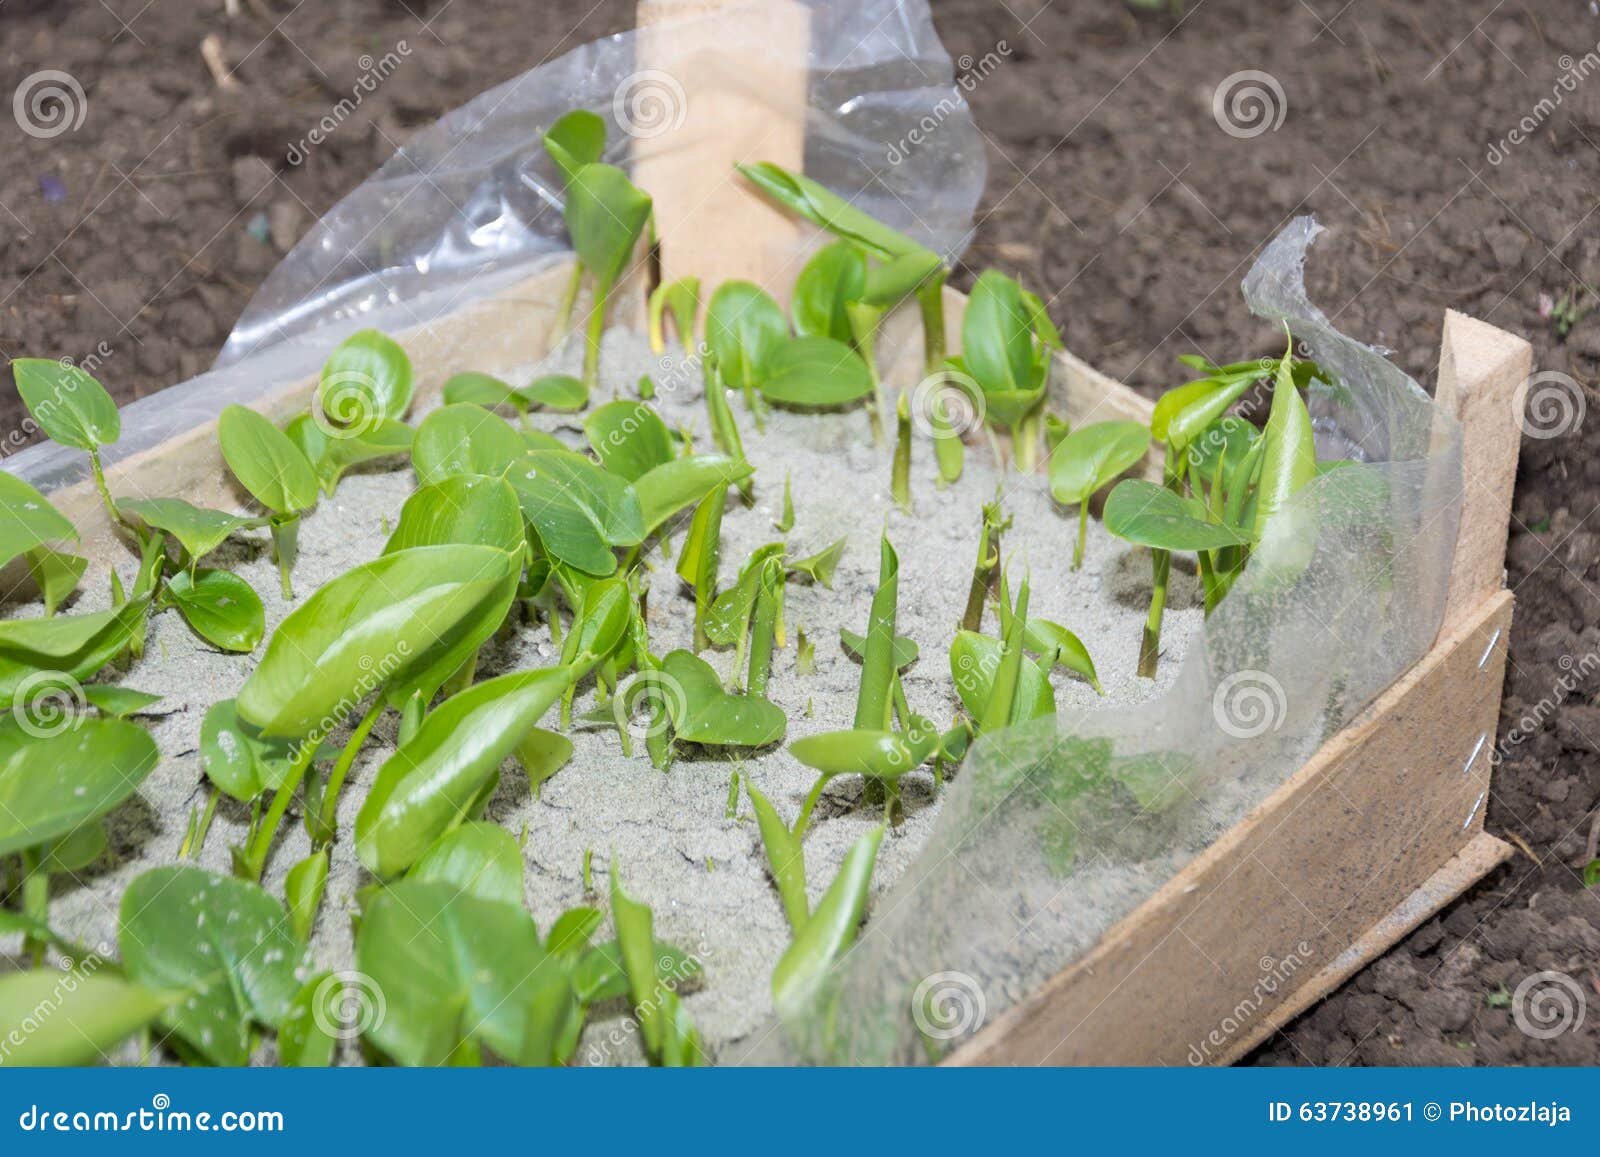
(312, 697, 386, 847)
(961, 505, 1004, 633)
(235, 737, 320, 881)
(88, 449, 126, 531)
(552, 261, 583, 344)
(1073, 503, 1088, 571)
(892, 393, 912, 513)
(182, 787, 220, 859)
(793, 772, 835, 841)
(1137, 549, 1169, 679)
(916, 271, 948, 375)
(746, 567, 780, 698)
(20, 849, 48, 965)
(584, 280, 610, 396)
(270, 515, 300, 601)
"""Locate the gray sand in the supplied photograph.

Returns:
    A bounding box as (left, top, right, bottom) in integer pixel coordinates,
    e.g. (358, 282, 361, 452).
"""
(14, 327, 1198, 1064)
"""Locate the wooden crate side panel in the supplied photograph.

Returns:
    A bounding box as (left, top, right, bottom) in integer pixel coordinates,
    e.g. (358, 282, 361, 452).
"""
(949, 589, 1511, 1066)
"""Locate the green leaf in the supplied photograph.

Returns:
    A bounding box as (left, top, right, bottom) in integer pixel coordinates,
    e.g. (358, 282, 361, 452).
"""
(854, 536, 899, 731)
(523, 374, 589, 413)
(286, 414, 414, 494)
(611, 865, 704, 1065)
(13, 358, 120, 450)
(771, 825, 884, 1020)
(443, 371, 526, 413)
(707, 281, 788, 392)
(356, 879, 561, 1065)
(218, 404, 320, 515)
(746, 780, 808, 933)
(410, 822, 525, 907)
(705, 544, 785, 646)
(736, 162, 927, 261)
(1157, 373, 1258, 452)
(82, 685, 162, 718)
(1049, 420, 1151, 505)
(543, 108, 606, 186)
(278, 973, 338, 1067)
(199, 699, 301, 802)
(1252, 352, 1318, 539)
(635, 454, 753, 538)
(515, 727, 573, 796)
(510, 450, 645, 576)
(119, 866, 309, 1066)
(789, 723, 941, 781)
(384, 473, 524, 555)
(560, 576, 631, 669)
(1024, 618, 1102, 693)
(649, 276, 700, 353)
(412, 403, 525, 485)
(586, 399, 674, 481)
(839, 627, 917, 670)
(0, 716, 158, 857)
(660, 650, 787, 747)
(356, 666, 573, 877)
(949, 630, 1055, 723)
(318, 328, 413, 434)
(165, 567, 265, 653)
(0, 598, 151, 713)
(862, 249, 943, 307)
(1103, 479, 1255, 551)
(25, 546, 87, 615)
(565, 163, 652, 290)
(0, 970, 169, 1067)
(962, 270, 1038, 397)
(117, 497, 263, 562)
(0, 471, 77, 571)
(285, 850, 329, 942)
(1187, 414, 1261, 488)
(757, 336, 873, 408)
(39, 818, 107, 873)
(789, 536, 846, 589)
(792, 240, 867, 342)
(235, 545, 518, 738)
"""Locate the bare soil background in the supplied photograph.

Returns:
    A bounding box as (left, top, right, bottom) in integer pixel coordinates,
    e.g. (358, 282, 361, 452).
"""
(3, 0, 1599, 1064)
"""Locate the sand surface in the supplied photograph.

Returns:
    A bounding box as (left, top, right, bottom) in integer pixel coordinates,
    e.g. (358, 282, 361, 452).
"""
(18, 328, 1198, 1064)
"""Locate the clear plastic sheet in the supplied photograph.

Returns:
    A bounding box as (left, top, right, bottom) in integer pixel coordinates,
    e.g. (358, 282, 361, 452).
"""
(6, 0, 984, 494)
(752, 218, 1463, 1065)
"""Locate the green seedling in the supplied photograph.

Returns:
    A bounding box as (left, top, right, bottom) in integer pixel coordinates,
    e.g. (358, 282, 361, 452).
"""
(707, 280, 874, 415)
(0, 970, 170, 1066)
(651, 648, 787, 751)
(1049, 420, 1151, 569)
(510, 449, 646, 576)
(229, 543, 519, 877)
(0, 714, 157, 960)
(1107, 336, 1321, 675)
(676, 483, 728, 652)
(738, 161, 949, 374)
(217, 403, 320, 600)
(285, 850, 329, 942)
(12, 359, 125, 528)
(892, 392, 913, 511)
(775, 473, 795, 532)
(649, 276, 700, 354)
(769, 822, 885, 1024)
(789, 536, 942, 833)
(543, 109, 608, 343)
(120, 865, 311, 1066)
(116, 497, 265, 573)
(563, 160, 653, 393)
(948, 269, 1062, 473)
(962, 499, 1010, 632)
(611, 864, 705, 1066)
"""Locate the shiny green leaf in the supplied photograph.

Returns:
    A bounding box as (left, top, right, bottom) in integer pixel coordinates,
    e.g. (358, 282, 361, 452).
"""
(1104, 478, 1254, 551)
(0, 716, 157, 857)
(13, 359, 119, 450)
(412, 403, 525, 485)
(218, 404, 319, 514)
(165, 567, 264, 653)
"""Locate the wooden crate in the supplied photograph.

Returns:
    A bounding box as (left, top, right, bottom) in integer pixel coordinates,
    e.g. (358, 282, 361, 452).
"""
(14, 0, 1531, 1068)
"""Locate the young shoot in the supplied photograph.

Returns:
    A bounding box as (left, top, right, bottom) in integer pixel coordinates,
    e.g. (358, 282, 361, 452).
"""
(1048, 420, 1151, 569)
(947, 270, 1062, 473)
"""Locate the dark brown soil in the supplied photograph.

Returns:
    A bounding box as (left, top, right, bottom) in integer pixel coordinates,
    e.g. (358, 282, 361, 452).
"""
(3, 0, 1598, 1065)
